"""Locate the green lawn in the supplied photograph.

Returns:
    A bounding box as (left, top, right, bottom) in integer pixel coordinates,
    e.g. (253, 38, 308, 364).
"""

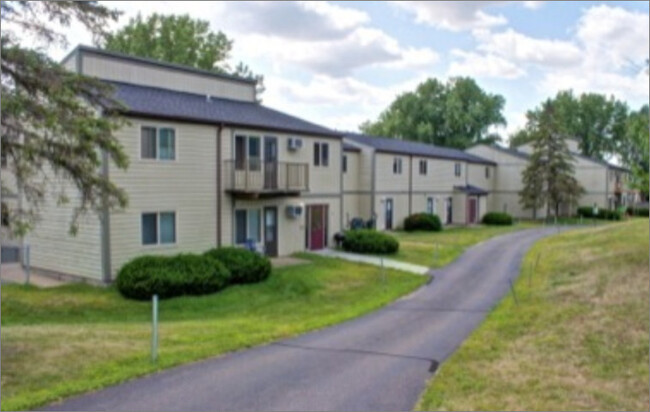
(416, 219, 649, 411)
(389, 222, 539, 267)
(0, 254, 426, 411)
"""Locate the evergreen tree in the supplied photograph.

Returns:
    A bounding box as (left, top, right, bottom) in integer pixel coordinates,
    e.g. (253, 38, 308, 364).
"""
(519, 102, 585, 218)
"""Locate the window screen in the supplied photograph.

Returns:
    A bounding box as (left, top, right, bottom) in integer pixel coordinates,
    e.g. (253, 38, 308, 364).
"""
(235, 210, 247, 244)
(322, 143, 329, 166)
(159, 212, 176, 244)
(141, 127, 157, 159)
(314, 143, 321, 166)
(248, 209, 261, 242)
(142, 213, 158, 245)
(159, 128, 176, 160)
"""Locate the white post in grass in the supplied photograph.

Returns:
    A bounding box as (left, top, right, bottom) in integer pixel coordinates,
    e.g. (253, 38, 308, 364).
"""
(23, 243, 30, 286)
(152, 294, 159, 363)
(381, 257, 386, 291)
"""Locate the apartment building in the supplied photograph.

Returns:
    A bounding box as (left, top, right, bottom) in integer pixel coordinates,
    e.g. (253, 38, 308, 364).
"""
(467, 139, 636, 219)
(342, 133, 496, 229)
(10, 46, 344, 283)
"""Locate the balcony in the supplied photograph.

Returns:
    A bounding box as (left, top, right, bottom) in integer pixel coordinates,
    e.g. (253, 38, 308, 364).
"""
(224, 160, 309, 198)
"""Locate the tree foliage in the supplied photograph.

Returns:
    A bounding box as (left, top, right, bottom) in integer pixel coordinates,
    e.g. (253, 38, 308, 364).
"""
(622, 105, 649, 198)
(1, 1, 128, 235)
(103, 13, 264, 98)
(510, 90, 629, 161)
(360, 77, 506, 149)
(519, 101, 585, 218)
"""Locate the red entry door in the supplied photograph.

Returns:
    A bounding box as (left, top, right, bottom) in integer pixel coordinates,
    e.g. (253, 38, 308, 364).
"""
(308, 205, 328, 250)
(468, 197, 478, 224)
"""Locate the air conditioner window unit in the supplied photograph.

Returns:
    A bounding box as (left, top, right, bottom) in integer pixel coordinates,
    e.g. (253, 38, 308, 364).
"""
(288, 137, 303, 151)
(286, 205, 304, 219)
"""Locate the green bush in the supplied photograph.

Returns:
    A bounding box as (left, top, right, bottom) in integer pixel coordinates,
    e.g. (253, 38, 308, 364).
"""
(116, 254, 230, 300)
(342, 229, 399, 254)
(577, 206, 622, 220)
(627, 206, 649, 217)
(482, 212, 514, 226)
(404, 213, 442, 232)
(204, 247, 272, 284)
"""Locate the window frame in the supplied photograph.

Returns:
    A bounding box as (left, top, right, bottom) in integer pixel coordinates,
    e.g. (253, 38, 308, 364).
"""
(141, 211, 177, 246)
(234, 208, 263, 245)
(419, 159, 428, 176)
(454, 162, 462, 177)
(140, 125, 177, 162)
(393, 157, 403, 175)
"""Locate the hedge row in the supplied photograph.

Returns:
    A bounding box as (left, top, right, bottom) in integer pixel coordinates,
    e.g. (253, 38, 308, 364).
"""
(404, 213, 442, 232)
(627, 206, 649, 217)
(342, 229, 399, 254)
(482, 212, 514, 226)
(577, 206, 622, 221)
(116, 247, 272, 300)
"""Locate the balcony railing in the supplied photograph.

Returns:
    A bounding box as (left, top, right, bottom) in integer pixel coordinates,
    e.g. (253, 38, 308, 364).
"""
(224, 160, 309, 196)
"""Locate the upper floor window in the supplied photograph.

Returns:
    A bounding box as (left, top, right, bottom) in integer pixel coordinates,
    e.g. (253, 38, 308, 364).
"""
(393, 157, 403, 174)
(454, 163, 462, 177)
(419, 159, 428, 175)
(485, 167, 490, 179)
(314, 142, 329, 167)
(235, 135, 261, 171)
(142, 211, 176, 245)
(342, 155, 348, 173)
(141, 126, 176, 160)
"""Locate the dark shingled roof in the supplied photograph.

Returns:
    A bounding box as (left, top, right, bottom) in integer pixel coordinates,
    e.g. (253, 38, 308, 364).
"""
(109, 81, 342, 138)
(454, 185, 489, 196)
(486, 144, 530, 160)
(570, 151, 631, 173)
(344, 133, 495, 165)
(343, 143, 361, 152)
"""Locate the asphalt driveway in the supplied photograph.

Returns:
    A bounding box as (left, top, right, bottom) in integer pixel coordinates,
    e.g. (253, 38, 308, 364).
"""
(44, 227, 562, 412)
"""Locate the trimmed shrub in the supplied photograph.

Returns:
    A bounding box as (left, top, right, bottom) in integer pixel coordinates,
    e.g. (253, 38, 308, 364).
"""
(342, 229, 399, 254)
(577, 206, 623, 221)
(627, 206, 650, 217)
(404, 213, 442, 232)
(116, 254, 230, 300)
(482, 212, 514, 226)
(204, 247, 271, 284)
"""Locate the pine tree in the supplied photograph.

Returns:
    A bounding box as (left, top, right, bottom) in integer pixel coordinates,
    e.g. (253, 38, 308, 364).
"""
(519, 102, 585, 218)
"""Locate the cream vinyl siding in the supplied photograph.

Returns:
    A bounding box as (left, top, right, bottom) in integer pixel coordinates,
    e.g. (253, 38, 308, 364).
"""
(573, 156, 609, 208)
(109, 119, 218, 278)
(27, 176, 103, 280)
(234, 197, 341, 256)
(467, 164, 495, 191)
(374, 194, 409, 231)
(343, 151, 361, 192)
(452, 193, 467, 225)
(375, 153, 410, 192)
(79, 52, 256, 102)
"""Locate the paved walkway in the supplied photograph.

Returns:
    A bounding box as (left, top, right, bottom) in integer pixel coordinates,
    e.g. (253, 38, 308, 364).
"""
(0, 263, 68, 288)
(314, 248, 430, 275)
(43, 227, 565, 412)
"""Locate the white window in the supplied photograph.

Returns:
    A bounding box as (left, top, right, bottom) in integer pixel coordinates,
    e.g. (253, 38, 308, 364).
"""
(141, 126, 176, 160)
(393, 157, 403, 174)
(314, 142, 329, 167)
(419, 160, 428, 175)
(454, 163, 462, 177)
(234, 209, 262, 244)
(142, 212, 176, 245)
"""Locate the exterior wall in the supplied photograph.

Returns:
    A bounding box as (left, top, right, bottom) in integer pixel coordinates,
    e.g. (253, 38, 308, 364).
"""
(467, 164, 495, 192)
(75, 51, 256, 102)
(220, 128, 343, 254)
(573, 156, 608, 209)
(109, 118, 218, 279)
(27, 175, 103, 280)
(374, 194, 409, 231)
(452, 193, 467, 225)
(343, 151, 361, 192)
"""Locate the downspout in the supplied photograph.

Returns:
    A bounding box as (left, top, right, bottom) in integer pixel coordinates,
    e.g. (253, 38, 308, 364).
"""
(339, 143, 344, 232)
(408, 155, 413, 216)
(605, 167, 610, 210)
(100, 149, 112, 284)
(371, 149, 377, 222)
(216, 124, 223, 247)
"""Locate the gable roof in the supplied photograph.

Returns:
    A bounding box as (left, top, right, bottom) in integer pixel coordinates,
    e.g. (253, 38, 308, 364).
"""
(454, 185, 489, 196)
(343, 143, 361, 152)
(63, 45, 256, 85)
(344, 133, 495, 165)
(109, 81, 342, 138)
(484, 144, 530, 160)
(570, 151, 630, 173)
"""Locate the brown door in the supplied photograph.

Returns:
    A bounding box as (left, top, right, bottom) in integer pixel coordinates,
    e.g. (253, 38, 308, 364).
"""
(468, 197, 478, 224)
(264, 207, 278, 257)
(264, 137, 278, 190)
(308, 205, 328, 250)
(385, 198, 393, 230)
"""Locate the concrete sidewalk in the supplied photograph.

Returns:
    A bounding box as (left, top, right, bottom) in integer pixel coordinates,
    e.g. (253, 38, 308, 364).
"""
(0, 264, 68, 288)
(314, 248, 430, 275)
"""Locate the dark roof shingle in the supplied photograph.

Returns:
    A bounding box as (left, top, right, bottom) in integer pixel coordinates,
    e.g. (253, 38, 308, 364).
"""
(344, 133, 495, 165)
(109, 82, 341, 137)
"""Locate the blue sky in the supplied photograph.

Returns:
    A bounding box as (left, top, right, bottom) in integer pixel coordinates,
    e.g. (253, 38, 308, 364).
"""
(39, 1, 650, 141)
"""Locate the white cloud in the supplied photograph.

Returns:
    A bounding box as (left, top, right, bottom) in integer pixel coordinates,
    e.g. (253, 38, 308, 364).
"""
(448, 49, 525, 79)
(474, 28, 582, 68)
(392, 1, 507, 31)
(522, 1, 545, 10)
